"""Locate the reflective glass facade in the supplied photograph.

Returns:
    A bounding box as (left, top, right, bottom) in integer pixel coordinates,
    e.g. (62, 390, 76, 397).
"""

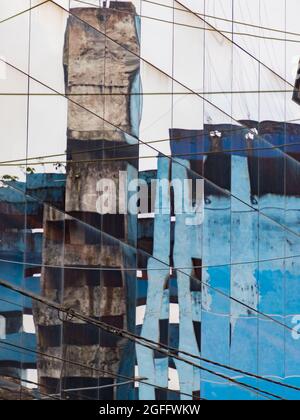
(0, 0, 300, 401)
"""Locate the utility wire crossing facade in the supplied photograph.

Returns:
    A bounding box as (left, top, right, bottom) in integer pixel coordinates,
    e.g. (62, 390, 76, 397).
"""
(0, 0, 300, 401)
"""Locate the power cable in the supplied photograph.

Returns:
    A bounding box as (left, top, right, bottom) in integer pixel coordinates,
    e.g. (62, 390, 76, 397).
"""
(142, 0, 300, 38)
(0, 251, 300, 274)
(54, 0, 296, 106)
(176, 0, 293, 91)
(2, 0, 299, 87)
(0, 385, 32, 400)
(2, 294, 294, 397)
(52, 0, 298, 127)
(49, 379, 139, 398)
(0, 278, 287, 400)
(3, 142, 300, 167)
(3, 46, 300, 253)
(0, 1, 50, 26)
(0, 191, 296, 396)
(0, 296, 24, 309)
(2, 0, 297, 42)
(46, 0, 300, 259)
(2, 252, 300, 274)
(74, 0, 300, 42)
(51, 0, 300, 188)
(0, 89, 298, 95)
(0, 344, 139, 401)
(0, 63, 300, 354)
(1, 169, 299, 339)
(0, 375, 60, 400)
(0, 361, 64, 400)
(0, 338, 204, 400)
(2, 1, 300, 247)
(48, 1, 300, 206)
(0, 0, 298, 402)
(1, 125, 300, 168)
(0, 281, 281, 399)
(1, 0, 300, 390)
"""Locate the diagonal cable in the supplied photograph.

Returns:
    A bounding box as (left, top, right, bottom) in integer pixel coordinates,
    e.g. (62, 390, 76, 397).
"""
(1, 1, 300, 242)
(0, 279, 285, 400)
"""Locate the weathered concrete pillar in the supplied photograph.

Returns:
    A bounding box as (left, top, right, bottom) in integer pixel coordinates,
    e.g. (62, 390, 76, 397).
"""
(35, 2, 140, 400)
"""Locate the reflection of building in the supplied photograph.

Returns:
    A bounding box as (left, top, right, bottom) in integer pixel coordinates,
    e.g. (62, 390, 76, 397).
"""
(0, 174, 65, 393)
(163, 122, 300, 399)
(2, 0, 300, 401)
(34, 4, 140, 400)
(135, 122, 300, 399)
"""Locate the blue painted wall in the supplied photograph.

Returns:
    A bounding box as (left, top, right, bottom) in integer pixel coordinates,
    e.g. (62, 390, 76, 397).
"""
(0, 173, 65, 375)
(137, 122, 300, 400)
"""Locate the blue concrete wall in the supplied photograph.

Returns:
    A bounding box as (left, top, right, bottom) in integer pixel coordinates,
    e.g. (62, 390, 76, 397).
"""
(0, 173, 65, 375)
(137, 122, 300, 400)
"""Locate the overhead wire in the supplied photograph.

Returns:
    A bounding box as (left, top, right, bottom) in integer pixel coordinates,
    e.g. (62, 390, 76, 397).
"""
(0, 72, 298, 343)
(2, 177, 300, 377)
(0, 266, 281, 401)
(0, 358, 89, 400)
(0, 173, 298, 343)
(1, 5, 300, 168)
(0, 253, 300, 398)
(49, 379, 141, 398)
(1, 252, 300, 276)
(0, 360, 124, 401)
(0, 240, 292, 400)
(141, 0, 300, 38)
(58, 0, 300, 166)
(1, 251, 300, 276)
(34, 0, 300, 109)
(0, 296, 24, 309)
(53, 0, 300, 169)
(0, 11, 299, 343)
(2, 1, 299, 88)
(19, 378, 65, 400)
(0, 338, 204, 401)
(20, 0, 33, 402)
(1, 125, 300, 168)
(0, 278, 285, 400)
(1, 0, 300, 57)
(0, 374, 60, 400)
(0, 348, 99, 401)
(0, 384, 32, 400)
(0, 88, 297, 95)
(2, 143, 300, 167)
(0, 251, 198, 402)
(73, 0, 300, 43)
(47, 0, 300, 245)
(0, 0, 298, 402)
(0, 1, 50, 26)
(0, 335, 145, 400)
(175, 0, 294, 90)
(0, 0, 300, 398)
(4, 51, 300, 248)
